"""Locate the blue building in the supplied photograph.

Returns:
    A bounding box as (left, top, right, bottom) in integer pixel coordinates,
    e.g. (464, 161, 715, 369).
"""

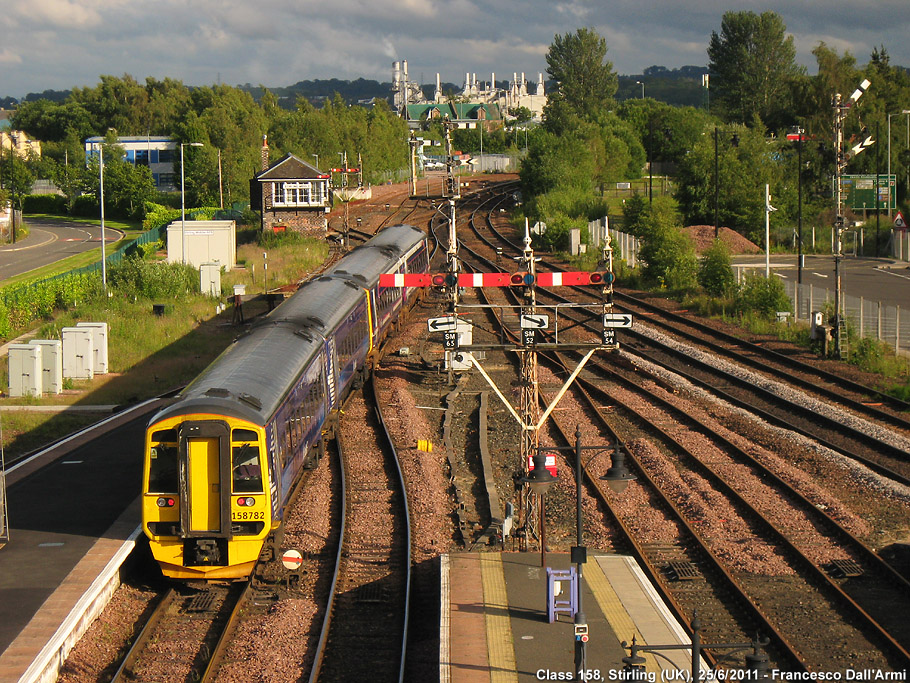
(84, 136, 179, 192)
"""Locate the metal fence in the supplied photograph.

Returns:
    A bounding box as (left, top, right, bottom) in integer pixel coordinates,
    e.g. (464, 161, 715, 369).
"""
(766, 275, 910, 356)
(588, 218, 641, 268)
(596, 222, 908, 357)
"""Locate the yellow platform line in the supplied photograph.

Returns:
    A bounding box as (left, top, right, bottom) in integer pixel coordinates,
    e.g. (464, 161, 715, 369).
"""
(480, 554, 518, 683)
(584, 559, 661, 675)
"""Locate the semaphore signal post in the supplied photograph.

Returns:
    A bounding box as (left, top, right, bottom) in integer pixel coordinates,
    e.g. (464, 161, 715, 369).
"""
(381, 214, 630, 553)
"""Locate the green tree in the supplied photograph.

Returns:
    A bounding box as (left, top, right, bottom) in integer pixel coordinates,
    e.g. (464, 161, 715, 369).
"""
(543, 27, 618, 131)
(637, 203, 698, 290)
(675, 122, 787, 243)
(708, 11, 803, 127)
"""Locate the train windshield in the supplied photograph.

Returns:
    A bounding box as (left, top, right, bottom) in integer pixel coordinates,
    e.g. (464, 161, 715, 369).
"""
(148, 429, 178, 493)
(232, 429, 263, 493)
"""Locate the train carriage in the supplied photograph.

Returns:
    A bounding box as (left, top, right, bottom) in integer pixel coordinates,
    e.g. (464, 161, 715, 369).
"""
(142, 225, 429, 580)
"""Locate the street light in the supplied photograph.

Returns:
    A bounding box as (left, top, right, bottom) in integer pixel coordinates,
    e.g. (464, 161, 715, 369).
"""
(539, 428, 636, 679)
(622, 613, 770, 679)
(636, 80, 645, 99)
(180, 142, 204, 265)
(520, 451, 556, 568)
(787, 127, 808, 285)
(312, 153, 319, 169)
(713, 128, 739, 239)
(98, 144, 106, 290)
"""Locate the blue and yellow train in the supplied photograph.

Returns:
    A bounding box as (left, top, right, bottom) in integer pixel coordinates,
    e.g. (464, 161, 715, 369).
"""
(142, 225, 430, 580)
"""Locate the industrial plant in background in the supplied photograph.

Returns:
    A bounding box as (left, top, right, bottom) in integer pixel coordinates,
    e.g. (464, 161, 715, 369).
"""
(391, 59, 546, 122)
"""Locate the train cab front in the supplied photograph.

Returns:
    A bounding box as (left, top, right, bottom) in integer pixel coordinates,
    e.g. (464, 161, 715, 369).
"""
(142, 418, 274, 580)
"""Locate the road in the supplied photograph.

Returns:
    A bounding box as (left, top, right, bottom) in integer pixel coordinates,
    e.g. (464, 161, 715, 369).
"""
(0, 217, 122, 281)
(731, 253, 910, 311)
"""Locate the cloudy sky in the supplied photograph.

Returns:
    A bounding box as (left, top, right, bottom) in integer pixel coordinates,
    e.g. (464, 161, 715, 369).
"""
(2, 0, 909, 98)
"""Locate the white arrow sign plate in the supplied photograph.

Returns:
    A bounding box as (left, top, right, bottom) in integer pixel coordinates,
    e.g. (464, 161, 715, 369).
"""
(520, 314, 549, 329)
(427, 316, 458, 332)
(603, 313, 633, 328)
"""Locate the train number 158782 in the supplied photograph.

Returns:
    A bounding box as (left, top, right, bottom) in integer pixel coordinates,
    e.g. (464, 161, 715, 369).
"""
(232, 511, 265, 521)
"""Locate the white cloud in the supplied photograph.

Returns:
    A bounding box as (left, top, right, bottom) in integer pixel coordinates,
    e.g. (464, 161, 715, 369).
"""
(13, 0, 103, 28)
(0, 49, 23, 65)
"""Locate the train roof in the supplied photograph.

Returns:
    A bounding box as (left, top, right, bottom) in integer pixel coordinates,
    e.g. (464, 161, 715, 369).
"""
(325, 224, 426, 286)
(147, 225, 426, 429)
(154, 277, 363, 426)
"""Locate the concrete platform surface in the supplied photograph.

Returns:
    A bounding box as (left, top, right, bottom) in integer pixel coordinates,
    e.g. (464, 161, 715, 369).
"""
(441, 551, 705, 682)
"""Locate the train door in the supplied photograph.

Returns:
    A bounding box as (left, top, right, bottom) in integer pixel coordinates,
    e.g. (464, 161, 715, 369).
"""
(179, 421, 231, 566)
(187, 437, 220, 532)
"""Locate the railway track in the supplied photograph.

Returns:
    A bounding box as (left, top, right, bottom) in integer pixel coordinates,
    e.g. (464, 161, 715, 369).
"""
(443, 182, 910, 670)
(307, 379, 411, 682)
(545, 348, 910, 669)
(110, 582, 249, 683)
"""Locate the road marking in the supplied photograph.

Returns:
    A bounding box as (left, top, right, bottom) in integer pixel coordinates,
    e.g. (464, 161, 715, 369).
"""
(881, 269, 910, 281)
(811, 272, 829, 278)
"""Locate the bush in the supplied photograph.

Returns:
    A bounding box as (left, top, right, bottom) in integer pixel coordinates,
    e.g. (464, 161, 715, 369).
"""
(533, 212, 588, 252)
(143, 202, 181, 231)
(108, 255, 198, 300)
(733, 272, 791, 319)
(23, 194, 67, 214)
(698, 239, 736, 297)
(71, 194, 99, 217)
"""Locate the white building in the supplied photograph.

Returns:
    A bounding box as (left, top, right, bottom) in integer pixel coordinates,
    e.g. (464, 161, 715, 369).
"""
(84, 136, 179, 192)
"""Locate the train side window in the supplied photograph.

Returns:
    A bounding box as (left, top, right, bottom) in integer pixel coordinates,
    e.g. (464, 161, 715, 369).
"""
(232, 443, 263, 493)
(148, 441, 178, 493)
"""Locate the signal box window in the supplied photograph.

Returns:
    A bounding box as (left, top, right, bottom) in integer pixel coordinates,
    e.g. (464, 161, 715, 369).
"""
(148, 429, 178, 493)
(232, 430, 263, 493)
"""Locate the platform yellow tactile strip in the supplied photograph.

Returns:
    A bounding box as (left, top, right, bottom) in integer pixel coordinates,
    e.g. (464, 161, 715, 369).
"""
(584, 558, 661, 675)
(480, 553, 519, 683)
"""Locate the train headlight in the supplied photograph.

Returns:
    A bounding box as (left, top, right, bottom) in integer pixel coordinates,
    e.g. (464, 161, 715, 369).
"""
(156, 497, 175, 507)
(236, 497, 256, 507)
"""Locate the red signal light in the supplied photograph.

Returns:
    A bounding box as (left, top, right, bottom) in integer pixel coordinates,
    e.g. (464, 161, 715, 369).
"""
(432, 274, 447, 286)
(511, 272, 534, 286)
(156, 497, 175, 508)
(589, 272, 614, 285)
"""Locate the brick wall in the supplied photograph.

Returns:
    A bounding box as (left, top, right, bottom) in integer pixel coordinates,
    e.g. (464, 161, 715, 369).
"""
(263, 209, 328, 238)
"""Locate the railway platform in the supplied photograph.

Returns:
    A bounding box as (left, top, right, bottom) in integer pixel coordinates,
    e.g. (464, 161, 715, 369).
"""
(441, 551, 705, 682)
(0, 401, 158, 683)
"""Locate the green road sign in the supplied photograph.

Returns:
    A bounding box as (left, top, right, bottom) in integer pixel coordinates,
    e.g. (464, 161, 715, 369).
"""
(842, 174, 896, 211)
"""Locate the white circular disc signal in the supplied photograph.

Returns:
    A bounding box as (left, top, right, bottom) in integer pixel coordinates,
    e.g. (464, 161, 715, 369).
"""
(282, 549, 304, 570)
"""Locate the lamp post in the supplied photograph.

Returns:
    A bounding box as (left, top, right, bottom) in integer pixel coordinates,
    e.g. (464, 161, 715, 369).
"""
(713, 128, 739, 239)
(636, 80, 644, 99)
(98, 145, 106, 290)
(217, 148, 223, 210)
(520, 451, 556, 568)
(787, 127, 806, 283)
(180, 142, 204, 265)
(312, 153, 319, 170)
(622, 613, 770, 679)
(539, 428, 636, 680)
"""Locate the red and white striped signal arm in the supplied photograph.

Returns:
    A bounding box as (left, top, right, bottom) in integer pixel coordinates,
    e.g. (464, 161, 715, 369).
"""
(379, 271, 614, 287)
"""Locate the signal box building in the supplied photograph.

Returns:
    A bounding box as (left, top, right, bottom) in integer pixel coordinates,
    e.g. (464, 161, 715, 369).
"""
(250, 137, 331, 237)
